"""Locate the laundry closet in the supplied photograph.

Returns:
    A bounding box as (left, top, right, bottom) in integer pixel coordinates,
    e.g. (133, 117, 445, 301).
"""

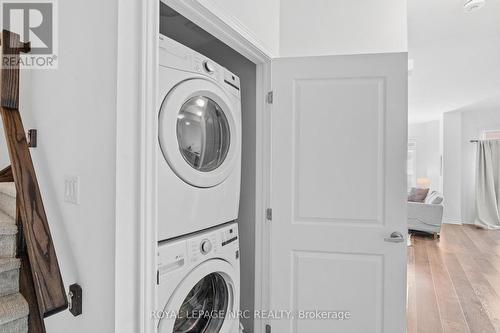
(153, 1, 408, 332)
(157, 3, 258, 332)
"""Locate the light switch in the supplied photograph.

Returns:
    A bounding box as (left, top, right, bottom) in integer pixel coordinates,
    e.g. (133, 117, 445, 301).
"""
(64, 176, 79, 205)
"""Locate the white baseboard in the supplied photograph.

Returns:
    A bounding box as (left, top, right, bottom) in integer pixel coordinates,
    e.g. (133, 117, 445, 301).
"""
(442, 217, 463, 225)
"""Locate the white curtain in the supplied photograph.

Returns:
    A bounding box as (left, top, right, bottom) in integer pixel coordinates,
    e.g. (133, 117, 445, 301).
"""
(475, 140, 500, 229)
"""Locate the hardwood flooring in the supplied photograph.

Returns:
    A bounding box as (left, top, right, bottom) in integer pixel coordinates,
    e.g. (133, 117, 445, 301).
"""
(407, 224, 500, 333)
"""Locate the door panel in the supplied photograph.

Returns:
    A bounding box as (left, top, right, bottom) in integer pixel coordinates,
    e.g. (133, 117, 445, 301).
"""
(292, 251, 383, 332)
(270, 53, 407, 333)
(294, 78, 385, 223)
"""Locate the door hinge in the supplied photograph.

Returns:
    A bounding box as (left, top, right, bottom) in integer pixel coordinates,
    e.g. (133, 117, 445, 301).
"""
(266, 208, 272, 221)
(266, 324, 271, 333)
(266, 91, 273, 104)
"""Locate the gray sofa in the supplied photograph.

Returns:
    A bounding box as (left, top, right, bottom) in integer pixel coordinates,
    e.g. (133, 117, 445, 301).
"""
(408, 190, 444, 237)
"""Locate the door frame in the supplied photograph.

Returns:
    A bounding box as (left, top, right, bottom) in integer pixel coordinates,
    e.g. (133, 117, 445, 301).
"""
(115, 1, 273, 332)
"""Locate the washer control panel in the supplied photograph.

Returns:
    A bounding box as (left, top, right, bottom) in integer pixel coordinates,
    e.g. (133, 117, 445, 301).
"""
(200, 239, 213, 254)
(189, 231, 218, 263)
(188, 223, 239, 264)
(157, 223, 239, 280)
(157, 239, 187, 277)
(221, 225, 238, 247)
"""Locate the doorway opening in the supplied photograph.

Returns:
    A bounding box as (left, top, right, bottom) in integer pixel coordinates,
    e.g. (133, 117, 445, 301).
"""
(159, 4, 260, 332)
(407, 1, 500, 331)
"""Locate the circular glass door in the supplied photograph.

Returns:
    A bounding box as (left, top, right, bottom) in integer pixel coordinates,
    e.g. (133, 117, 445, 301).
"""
(158, 78, 240, 188)
(174, 273, 229, 333)
(157, 259, 239, 333)
(177, 96, 230, 172)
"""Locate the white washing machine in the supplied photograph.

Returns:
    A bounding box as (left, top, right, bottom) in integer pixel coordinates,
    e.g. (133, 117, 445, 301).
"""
(157, 223, 240, 333)
(158, 34, 242, 241)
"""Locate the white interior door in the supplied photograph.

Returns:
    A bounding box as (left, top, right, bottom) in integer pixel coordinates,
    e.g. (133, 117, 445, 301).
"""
(269, 53, 407, 333)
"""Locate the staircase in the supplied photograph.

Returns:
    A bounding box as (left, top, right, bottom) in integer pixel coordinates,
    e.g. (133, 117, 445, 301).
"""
(0, 30, 69, 333)
(0, 182, 28, 332)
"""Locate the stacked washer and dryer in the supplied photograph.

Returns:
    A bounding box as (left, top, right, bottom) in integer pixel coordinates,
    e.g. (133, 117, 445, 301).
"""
(156, 34, 243, 333)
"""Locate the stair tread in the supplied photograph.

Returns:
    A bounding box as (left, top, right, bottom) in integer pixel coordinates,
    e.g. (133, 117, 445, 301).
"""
(0, 293, 28, 325)
(0, 183, 15, 199)
(0, 258, 20, 273)
(0, 211, 16, 236)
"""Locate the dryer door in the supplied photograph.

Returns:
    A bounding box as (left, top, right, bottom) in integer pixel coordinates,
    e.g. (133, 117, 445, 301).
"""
(159, 78, 240, 188)
(158, 259, 239, 333)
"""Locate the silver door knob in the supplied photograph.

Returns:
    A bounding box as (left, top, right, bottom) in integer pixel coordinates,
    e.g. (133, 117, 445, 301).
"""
(384, 231, 405, 243)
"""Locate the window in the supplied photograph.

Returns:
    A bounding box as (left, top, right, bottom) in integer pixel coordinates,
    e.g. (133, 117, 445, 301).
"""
(407, 139, 417, 190)
(483, 130, 500, 140)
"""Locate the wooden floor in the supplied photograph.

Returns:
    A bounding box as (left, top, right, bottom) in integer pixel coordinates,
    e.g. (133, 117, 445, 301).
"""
(407, 224, 500, 333)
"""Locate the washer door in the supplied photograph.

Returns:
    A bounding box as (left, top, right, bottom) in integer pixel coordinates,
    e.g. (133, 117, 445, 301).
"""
(159, 78, 239, 188)
(158, 260, 239, 333)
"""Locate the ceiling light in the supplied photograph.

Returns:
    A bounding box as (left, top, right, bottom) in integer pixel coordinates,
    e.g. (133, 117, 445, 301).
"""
(464, 0, 485, 13)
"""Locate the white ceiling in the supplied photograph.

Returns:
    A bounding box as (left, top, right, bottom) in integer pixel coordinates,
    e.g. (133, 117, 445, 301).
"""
(408, 0, 500, 123)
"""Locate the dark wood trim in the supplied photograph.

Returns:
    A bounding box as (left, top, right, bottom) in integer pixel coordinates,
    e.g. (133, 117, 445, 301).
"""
(20, 254, 47, 332)
(0, 30, 30, 109)
(17, 202, 46, 333)
(0, 106, 68, 317)
(0, 30, 68, 321)
(0, 165, 13, 182)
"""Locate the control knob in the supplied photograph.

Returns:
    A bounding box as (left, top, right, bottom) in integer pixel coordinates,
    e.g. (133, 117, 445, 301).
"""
(203, 60, 216, 73)
(200, 239, 212, 255)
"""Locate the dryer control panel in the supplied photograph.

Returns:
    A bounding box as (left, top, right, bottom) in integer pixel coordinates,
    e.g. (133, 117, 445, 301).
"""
(157, 223, 239, 279)
(159, 34, 241, 97)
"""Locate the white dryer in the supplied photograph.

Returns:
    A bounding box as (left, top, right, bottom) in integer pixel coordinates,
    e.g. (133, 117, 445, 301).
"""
(157, 223, 240, 333)
(158, 35, 242, 241)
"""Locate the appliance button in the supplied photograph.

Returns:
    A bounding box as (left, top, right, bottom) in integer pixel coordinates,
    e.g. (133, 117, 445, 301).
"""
(200, 239, 212, 255)
(203, 61, 216, 73)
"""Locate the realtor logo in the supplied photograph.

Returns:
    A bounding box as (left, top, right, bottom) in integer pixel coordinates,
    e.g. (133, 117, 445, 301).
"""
(1, 0, 58, 68)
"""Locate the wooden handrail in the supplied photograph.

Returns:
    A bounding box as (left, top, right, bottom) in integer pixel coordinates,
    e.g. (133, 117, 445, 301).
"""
(0, 30, 68, 329)
(17, 201, 47, 333)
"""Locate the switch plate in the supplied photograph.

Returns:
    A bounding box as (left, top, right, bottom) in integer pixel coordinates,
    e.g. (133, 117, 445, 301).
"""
(64, 176, 79, 204)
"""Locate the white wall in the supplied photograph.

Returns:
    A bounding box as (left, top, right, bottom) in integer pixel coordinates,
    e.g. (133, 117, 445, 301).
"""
(197, 0, 408, 58)
(408, 120, 442, 192)
(0, 71, 33, 169)
(114, 0, 143, 332)
(443, 106, 500, 224)
(19, 0, 119, 331)
(279, 0, 408, 57)
(198, 0, 280, 56)
(442, 111, 462, 224)
(0, 121, 9, 168)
